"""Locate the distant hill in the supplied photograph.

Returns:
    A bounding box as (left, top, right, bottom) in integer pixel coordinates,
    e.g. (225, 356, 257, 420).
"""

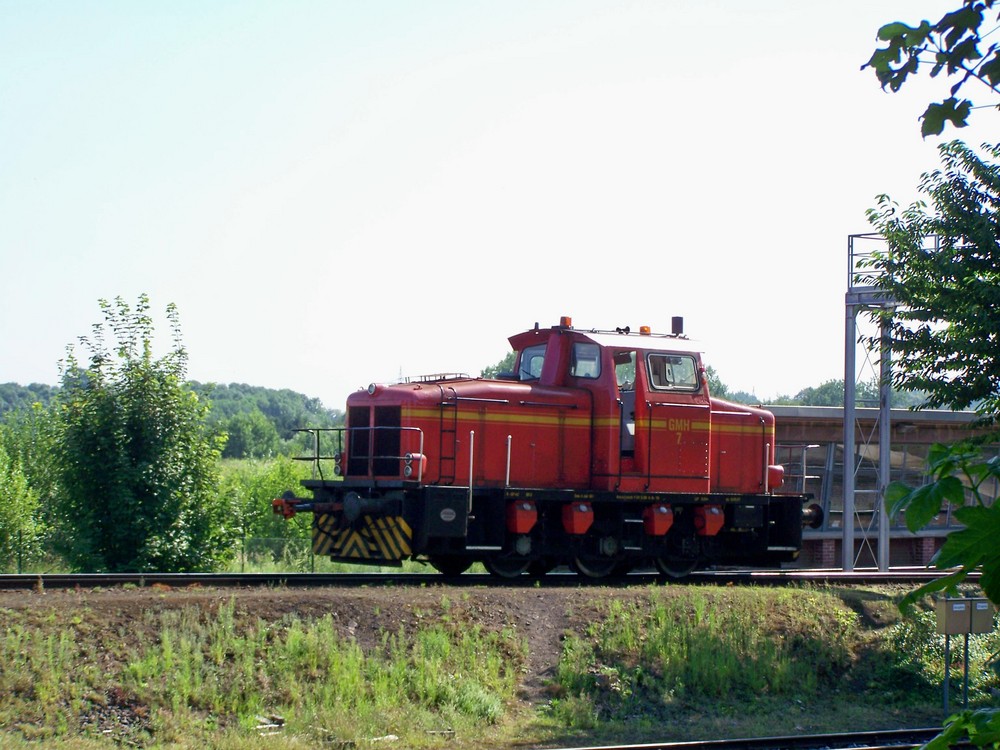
(0, 382, 60, 415)
(0, 380, 342, 438)
(187, 381, 343, 438)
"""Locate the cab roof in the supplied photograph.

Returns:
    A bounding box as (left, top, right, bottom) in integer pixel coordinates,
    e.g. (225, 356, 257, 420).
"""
(574, 329, 703, 355)
(509, 323, 703, 355)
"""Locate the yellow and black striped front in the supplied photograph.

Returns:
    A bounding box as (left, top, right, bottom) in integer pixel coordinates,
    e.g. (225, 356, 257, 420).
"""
(313, 513, 413, 562)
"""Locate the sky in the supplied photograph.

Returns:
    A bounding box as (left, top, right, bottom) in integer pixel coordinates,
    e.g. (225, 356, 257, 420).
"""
(2, 1, 996, 409)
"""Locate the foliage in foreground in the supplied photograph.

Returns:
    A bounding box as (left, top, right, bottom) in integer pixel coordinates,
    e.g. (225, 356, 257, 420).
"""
(860, 93, 1000, 750)
(887, 442, 1000, 608)
(0, 594, 524, 748)
(0, 585, 984, 748)
(545, 586, 997, 738)
(0, 441, 40, 571)
(863, 0, 1000, 136)
(53, 296, 230, 572)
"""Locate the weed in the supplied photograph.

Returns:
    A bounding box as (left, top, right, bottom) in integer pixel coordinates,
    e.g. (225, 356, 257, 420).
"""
(0, 584, 981, 748)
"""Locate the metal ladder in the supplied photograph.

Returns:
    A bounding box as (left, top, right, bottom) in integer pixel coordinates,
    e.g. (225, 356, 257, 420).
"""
(438, 386, 459, 485)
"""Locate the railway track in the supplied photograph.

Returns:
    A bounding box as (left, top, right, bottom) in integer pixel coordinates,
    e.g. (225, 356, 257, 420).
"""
(544, 727, 968, 750)
(0, 567, 979, 590)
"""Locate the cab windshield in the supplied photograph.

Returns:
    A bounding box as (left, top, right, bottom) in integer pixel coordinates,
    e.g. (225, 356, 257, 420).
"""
(517, 343, 546, 380)
(570, 342, 601, 379)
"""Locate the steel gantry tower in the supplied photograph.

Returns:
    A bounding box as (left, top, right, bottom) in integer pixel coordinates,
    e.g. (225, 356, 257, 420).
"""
(844, 234, 896, 571)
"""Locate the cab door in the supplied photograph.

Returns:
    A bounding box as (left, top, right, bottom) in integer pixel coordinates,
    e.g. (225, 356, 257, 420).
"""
(634, 351, 711, 493)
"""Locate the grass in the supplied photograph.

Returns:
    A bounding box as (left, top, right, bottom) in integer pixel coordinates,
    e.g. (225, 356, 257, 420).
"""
(0, 584, 996, 748)
(537, 585, 998, 746)
(1, 596, 523, 748)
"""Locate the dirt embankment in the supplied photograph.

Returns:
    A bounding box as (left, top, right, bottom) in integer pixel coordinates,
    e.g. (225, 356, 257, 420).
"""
(0, 582, 633, 705)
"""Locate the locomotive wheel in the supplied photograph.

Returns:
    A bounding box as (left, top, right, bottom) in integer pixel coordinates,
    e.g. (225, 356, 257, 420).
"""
(572, 555, 618, 579)
(484, 556, 531, 578)
(429, 556, 472, 577)
(654, 556, 699, 579)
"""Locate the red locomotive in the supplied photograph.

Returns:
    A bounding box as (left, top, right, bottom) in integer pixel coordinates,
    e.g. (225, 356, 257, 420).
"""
(274, 317, 818, 578)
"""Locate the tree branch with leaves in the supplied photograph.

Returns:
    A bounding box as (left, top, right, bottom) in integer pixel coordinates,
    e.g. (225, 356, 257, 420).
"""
(863, 0, 1000, 135)
(864, 140, 1000, 748)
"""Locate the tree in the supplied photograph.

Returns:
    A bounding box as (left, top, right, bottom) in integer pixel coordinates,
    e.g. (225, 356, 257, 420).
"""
(864, 140, 1000, 419)
(480, 351, 516, 379)
(189, 382, 343, 440)
(0, 440, 41, 571)
(865, 141, 1000, 747)
(725, 390, 763, 405)
(220, 408, 281, 459)
(779, 379, 927, 408)
(218, 457, 312, 541)
(0, 405, 57, 569)
(795, 379, 850, 407)
(0, 383, 58, 417)
(863, 0, 1000, 135)
(54, 295, 231, 572)
(704, 365, 728, 399)
(863, 141, 1000, 573)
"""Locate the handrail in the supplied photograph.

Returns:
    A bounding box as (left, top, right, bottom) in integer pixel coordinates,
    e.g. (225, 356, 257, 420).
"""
(292, 426, 425, 481)
(518, 400, 578, 408)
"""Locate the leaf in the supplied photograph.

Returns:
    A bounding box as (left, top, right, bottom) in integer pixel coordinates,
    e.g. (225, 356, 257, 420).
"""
(892, 477, 963, 532)
(899, 568, 969, 613)
(885, 481, 916, 517)
(940, 6, 983, 50)
(927, 442, 955, 467)
(877, 21, 916, 42)
(979, 551, 1000, 605)
(923, 716, 974, 750)
(937, 475, 967, 505)
(864, 46, 901, 74)
(936, 708, 1000, 748)
(920, 98, 972, 136)
(975, 707, 1000, 741)
(900, 486, 941, 533)
(934, 505, 1000, 569)
(979, 53, 1000, 86)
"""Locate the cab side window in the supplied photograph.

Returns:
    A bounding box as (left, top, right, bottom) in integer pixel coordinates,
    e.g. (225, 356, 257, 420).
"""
(570, 342, 602, 379)
(614, 350, 636, 390)
(647, 353, 699, 391)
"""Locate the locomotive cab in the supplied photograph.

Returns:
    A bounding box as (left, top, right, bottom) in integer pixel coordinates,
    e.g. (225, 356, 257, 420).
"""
(274, 316, 812, 579)
(507, 318, 774, 496)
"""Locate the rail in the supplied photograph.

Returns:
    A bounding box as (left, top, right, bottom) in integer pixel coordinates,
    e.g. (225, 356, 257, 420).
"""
(544, 727, 966, 750)
(0, 567, 980, 590)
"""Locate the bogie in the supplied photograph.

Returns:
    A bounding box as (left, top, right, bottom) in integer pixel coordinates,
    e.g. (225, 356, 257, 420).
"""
(429, 556, 473, 577)
(571, 555, 619, 579)
(654, 555, 701, 579)
(484, 555, 532, 579)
